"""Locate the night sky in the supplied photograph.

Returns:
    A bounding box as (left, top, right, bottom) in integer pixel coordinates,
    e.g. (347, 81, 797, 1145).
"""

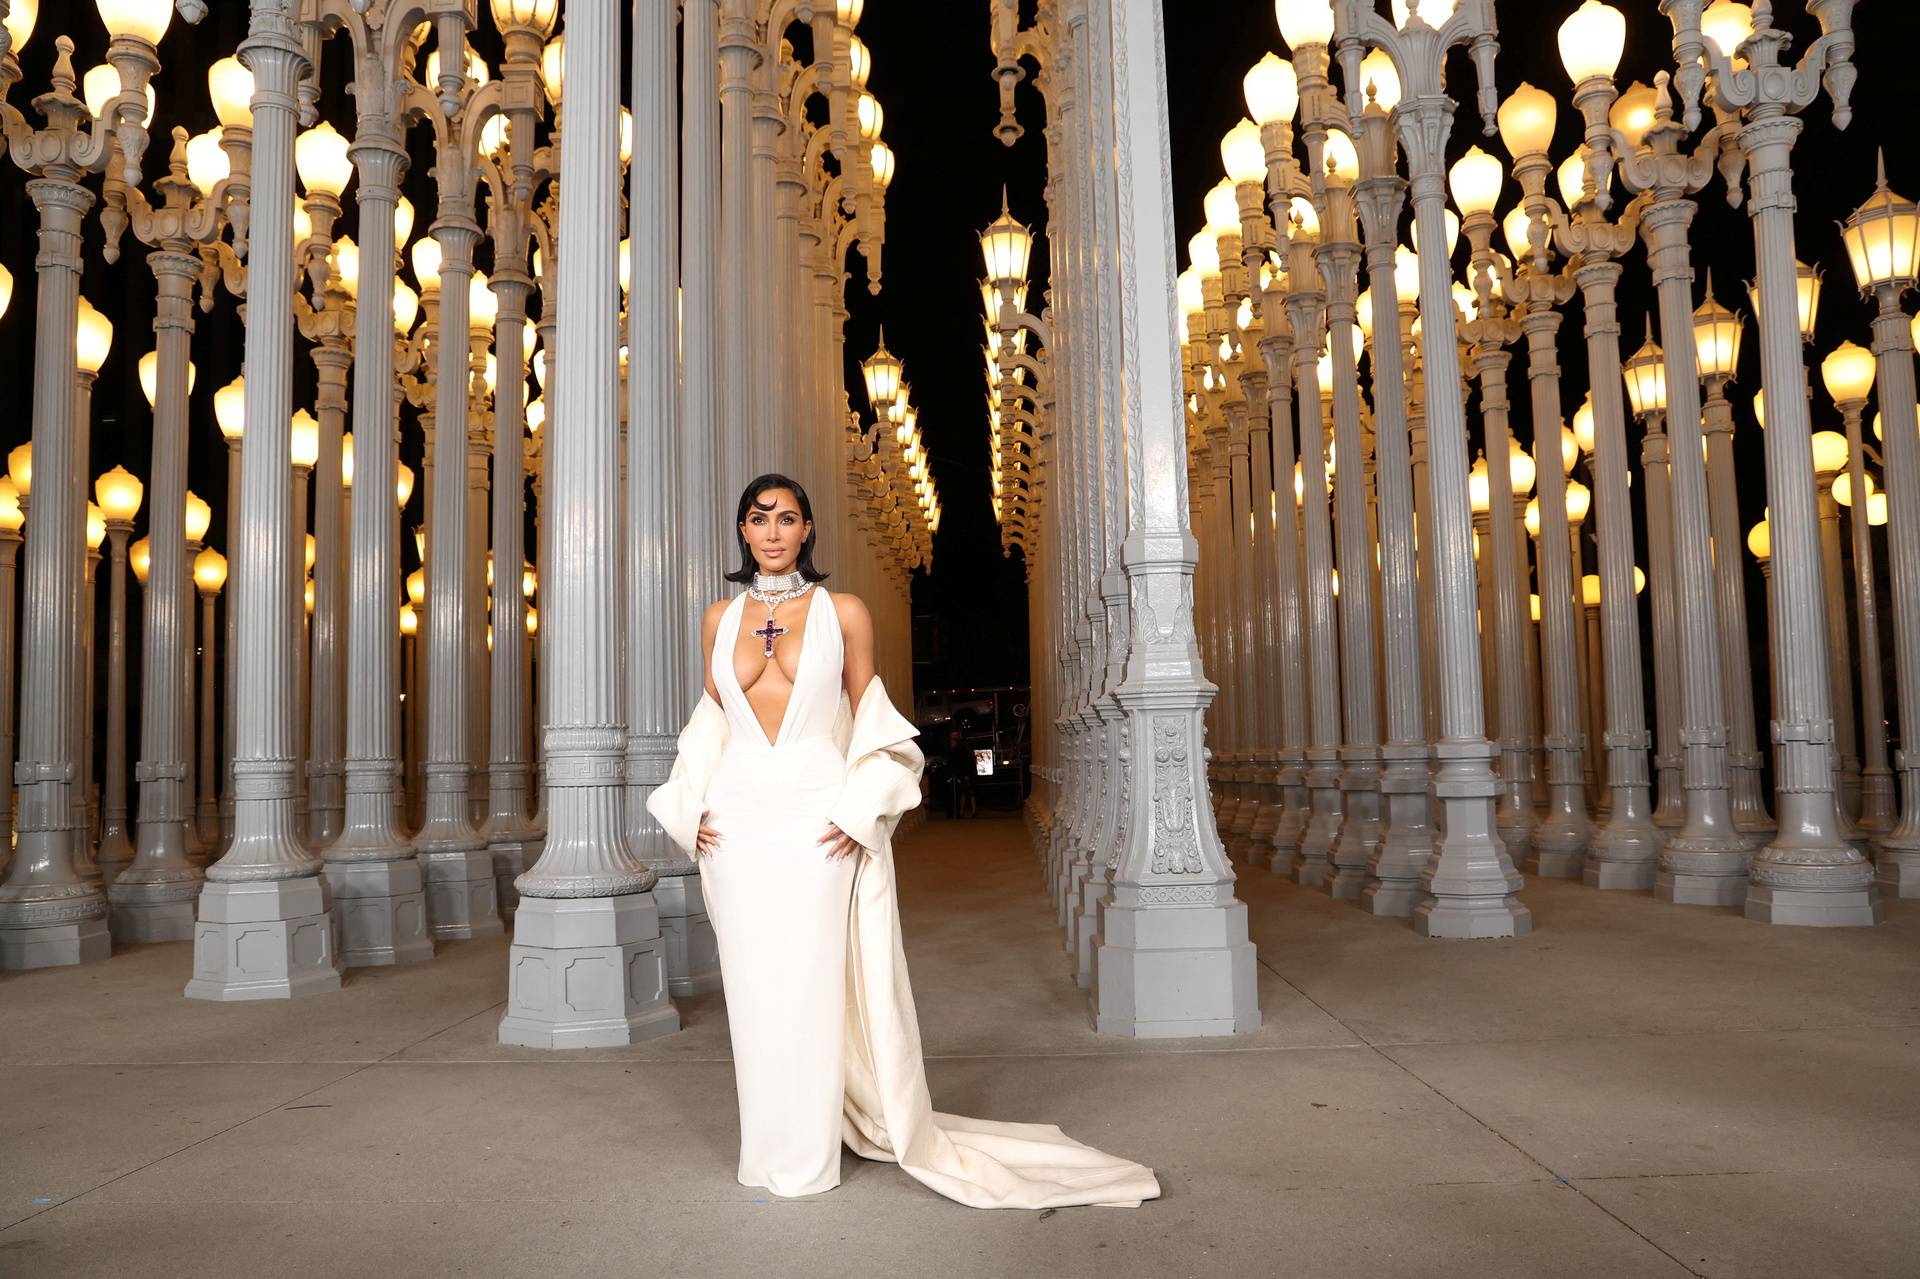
(1, 2, 1917, 730)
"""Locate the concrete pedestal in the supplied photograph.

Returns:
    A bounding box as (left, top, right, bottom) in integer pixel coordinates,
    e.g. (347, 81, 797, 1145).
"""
(1744, 882, 1884, 927)
(0, 914, 111, 968)
(653, 871, 721, 997)
(184, 877, 341, 1001)
(107, 874, 201, 943)
(325, 859, 433, 966)
(487, 832, 539, 923)
(1871, 844, 1920, 898)
(419, 848, 505, 941)
(1091, 890, 1260, 1038)
(498, 893, 681, 1048)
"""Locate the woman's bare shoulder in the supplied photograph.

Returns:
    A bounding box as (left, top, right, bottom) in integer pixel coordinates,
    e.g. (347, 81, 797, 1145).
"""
(829, 590, 870, 624)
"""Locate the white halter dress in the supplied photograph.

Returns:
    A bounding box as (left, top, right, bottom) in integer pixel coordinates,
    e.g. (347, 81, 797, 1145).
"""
(702, 587, 855, 1197)
(650, 588, 1161, 1208)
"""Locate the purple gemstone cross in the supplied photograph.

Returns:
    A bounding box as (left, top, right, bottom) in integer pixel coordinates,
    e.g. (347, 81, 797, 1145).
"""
(752, 615, 786, 658)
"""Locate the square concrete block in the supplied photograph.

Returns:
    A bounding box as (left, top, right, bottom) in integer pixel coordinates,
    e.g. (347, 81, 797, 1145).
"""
(418, 849, 504, 941)
(1744, 883, 1884, 927)
(184, 879, 341, 1002)
(0, 916, 111, 970)
(108, 897, 198, 945)
(653, 872, 721, 997)
(1091, 900, 1261, 1037)
(497, 895, 680, 1049)
(326, 859, 433, 967)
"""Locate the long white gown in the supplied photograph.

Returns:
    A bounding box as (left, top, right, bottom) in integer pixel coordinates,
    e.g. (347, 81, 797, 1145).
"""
(648, 588, 1161, 1209)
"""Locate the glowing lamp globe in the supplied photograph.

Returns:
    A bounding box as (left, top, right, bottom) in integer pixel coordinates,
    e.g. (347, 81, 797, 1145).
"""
(1496, 83, 1557, 160)
(1468, 456, 1491, 514)
(1809, 430, 1850, 475)
(393, 280, 420, 336)
(1221, 119, 1267, 189)
(338, 431, 354, 491)
(407, 568, 426, 606)
(75, 296, 113, 375)
(1841, 165, 1920, 293)
(1508, 440, 1537, 494)
(294, 121, 353, 198)
(396, 461, 415, 509)
(1581, 573, 1603, 608)
(1558, 0, 1625, 84)
(185, 129, 230, 194)
(523, 564, 537, 599)
(331, 235, 361, 300)
(82, 65, 154, 122)
(11, 442, 37, 495)
(1392, 246, 1421, 304)
(208, 55, 254, 128)
(1634, 566, 1647, 595)
(183, 489, 210, 541)
(1622, 339, 1668, 417)
(1322, 128, 1360, 183)
(1869, 492, 1890, 526)
(1274, 0, 1334, 49)
(129, 536, 150, 582)
(1502, 206, 1535, 263)
(979, 196, 1034, 288)
(137, 351, 196, 407)
(1831, 469, 1874, 509)
(541, 34, 564, 105)
(1204, 179, 1241, 237)
(847, 35, 871, 87)
(1821, 340, 1877, 406)
(1565, 478, 1592, 525)
(214, 376, 246, 440)
(1409, 206, 1457, 259)
(95, 466, 143, 523)
(400, 603, 419, 637)
(96, 0, 172, 43)
(86, 503, 106, 551)
(861, 338, 903, 407)
(1571, 396, 1597, 454)
(525, 607, 538, 636)
(0, 261, 11, 323)
(1747, 517, 1771, 562)
(1188, 230, 1222, 280)
(1700, 0, 1756, 62)
(424, 48, 489, 91)
(304, 533, 316, 575)
(856, 92, 884, 143)
(526, 397, 546, 435)
(1747, 261, 1822, 344)
(870, 140, 895, 190)
(1287, 195, 1320, 239)
(1242, 52, 1299, 126)
(491, 0, 560, 36)
(1752, 389, 1766, 429)
(2, 0, 37, 55)
(411, 236, 443, 294)
(193, 546, 227, 594)
(290, 410, 321, 469)
(1177, 269, 1205, 323)
(1358, 48, 1401, 110)
(1525, 498, 1542, 537)
(1448, 146, 1503, 216)
(1609, 81, 1659, 150)
(1692, 287, 1743, 380)
(0, 478, 18, 534)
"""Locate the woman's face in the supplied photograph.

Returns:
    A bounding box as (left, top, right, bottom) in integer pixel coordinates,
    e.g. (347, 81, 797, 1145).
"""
(740, 488, 811, 575)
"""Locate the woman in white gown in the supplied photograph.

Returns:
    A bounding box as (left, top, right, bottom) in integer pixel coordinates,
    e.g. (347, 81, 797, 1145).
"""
(648, 475, 1160, 1209)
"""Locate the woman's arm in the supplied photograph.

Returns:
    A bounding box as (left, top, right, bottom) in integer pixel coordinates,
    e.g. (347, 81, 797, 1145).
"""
(700, 598, 728, 704)
(836, 591, 876, 709)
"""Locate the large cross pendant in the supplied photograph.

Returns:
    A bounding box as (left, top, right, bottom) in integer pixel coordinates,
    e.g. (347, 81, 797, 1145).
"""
(752, 615, 786, 658)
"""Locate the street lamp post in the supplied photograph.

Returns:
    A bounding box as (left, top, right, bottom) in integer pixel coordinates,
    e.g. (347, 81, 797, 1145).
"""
(1331, 0, 1529, 937)
(93, 467, 142, 883)
(1839, 157, 1920, 894)
(1662, 0, 1880, 925)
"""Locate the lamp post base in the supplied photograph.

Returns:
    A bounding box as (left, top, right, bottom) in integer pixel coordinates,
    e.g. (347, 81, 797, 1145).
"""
(1090, 893, 1260, 1038)
(498, 894, 681, 1048)
(418, 848, 505, 941)
(653, 869, 722, 997)
(1743, 881, 1884, 928)
(107, 876, 202, 944)
(0, 916, 111, 969)
(184, 877, 341, 1001)
(324, 859, 433, 966)
(1870, 842, 1920, 898)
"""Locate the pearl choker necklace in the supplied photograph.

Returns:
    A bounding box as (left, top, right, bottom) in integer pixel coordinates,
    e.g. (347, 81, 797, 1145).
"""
(751, 570, 808, 595)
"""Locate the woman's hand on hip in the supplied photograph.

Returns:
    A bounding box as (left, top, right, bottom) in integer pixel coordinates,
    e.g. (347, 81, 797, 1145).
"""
(696, 815, 723, 857)
(819, 823, 861, 861)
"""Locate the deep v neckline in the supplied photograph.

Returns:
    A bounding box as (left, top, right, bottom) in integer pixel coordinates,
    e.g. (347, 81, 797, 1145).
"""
(736, 588, 820, 749)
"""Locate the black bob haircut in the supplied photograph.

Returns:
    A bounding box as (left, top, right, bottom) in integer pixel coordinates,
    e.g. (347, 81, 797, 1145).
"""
(725, 473, 831, 584)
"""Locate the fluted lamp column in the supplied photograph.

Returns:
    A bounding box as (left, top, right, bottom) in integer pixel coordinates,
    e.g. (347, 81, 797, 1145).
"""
(501, 0, 680, 1049)
(1841, 161, 1920, 894)
(92, 466, 143, 884)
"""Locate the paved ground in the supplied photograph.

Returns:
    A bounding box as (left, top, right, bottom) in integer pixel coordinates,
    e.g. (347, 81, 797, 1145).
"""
(2, 814, 1917, 1278)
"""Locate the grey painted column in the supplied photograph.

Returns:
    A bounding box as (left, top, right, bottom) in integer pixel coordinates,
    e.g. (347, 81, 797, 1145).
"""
(0, 165, 106, 969)
(1732, 99, 1878, 924)
(1571, 257, 1660, 890)
(308, 344, 348, 847)
(1285, 234, 1343, 888)
(1256, 298, 1309, 874)
(187, 2, 340, 1000)
(1813, 456, 1864, 843)
(1517, 307, 1589, 874)
(413, 213, 503, 940)
(1639, 415, 1685, 833)
(1701, 376, 1771, 838)
(716, 0, 759, 494)
(325, 119, 430, 967)
(1355, 139, 1433, 914)
(485, 272, 541, 920)
(1865, 283, 1920, 894)
(500, 0, 680, 1050)
(626, 0, 719, 998)
(1398, 98, 1527, 938)
(1091, 0, 1257, 1037)
(1837, 402, 1892, 834)
(749, 61, 780, 468)
(115, 250, 204, 939)
(95, 518, 135, 880)
(681, 0, 725, 684)
(1318, 187, 1383, 900)
(0, 518, 17, 861)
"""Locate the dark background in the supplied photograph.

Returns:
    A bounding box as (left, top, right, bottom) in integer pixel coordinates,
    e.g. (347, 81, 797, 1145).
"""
(0, 2, 1916, 753)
